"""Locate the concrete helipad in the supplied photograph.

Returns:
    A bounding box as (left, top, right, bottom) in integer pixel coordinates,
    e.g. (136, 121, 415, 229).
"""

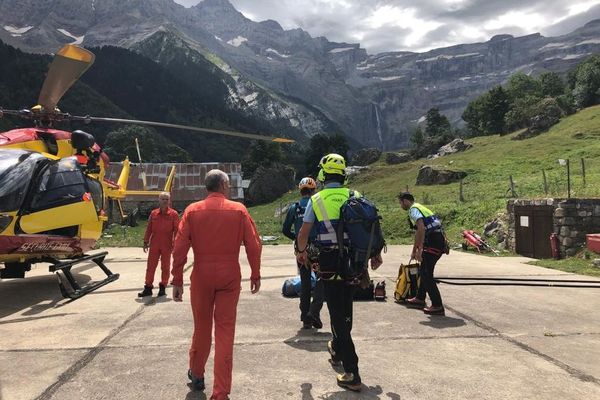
(1, 246, 599, 399)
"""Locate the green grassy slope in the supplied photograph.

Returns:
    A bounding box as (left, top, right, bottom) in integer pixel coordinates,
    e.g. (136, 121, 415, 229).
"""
(249, 106, 600, 246)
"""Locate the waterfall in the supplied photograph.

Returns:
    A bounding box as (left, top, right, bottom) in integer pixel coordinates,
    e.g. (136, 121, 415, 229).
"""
(373, 103, 384, 149)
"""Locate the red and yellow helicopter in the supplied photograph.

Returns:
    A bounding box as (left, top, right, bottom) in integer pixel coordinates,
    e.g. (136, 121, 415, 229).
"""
(0, 44, 293, 299)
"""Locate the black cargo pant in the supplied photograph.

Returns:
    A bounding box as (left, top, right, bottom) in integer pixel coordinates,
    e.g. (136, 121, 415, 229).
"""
(319, 250, 359, 376)
(416, 232, 445, 307)
(298, 262, 324, 322)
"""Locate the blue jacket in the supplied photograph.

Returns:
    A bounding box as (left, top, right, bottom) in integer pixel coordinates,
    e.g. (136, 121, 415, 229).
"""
(282, 197, 317, 241)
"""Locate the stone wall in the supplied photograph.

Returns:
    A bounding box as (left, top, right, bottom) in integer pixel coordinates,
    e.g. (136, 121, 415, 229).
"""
(554, 199, 600, 256)
(507, 198, 600, 257)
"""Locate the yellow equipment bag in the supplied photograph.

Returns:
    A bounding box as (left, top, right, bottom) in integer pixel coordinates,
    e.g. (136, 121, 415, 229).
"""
(394, 261, 420, 303)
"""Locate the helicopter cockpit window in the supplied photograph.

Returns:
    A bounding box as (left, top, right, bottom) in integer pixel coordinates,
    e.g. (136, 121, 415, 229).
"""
(0, 150, 45, 213)
(86, 177, 103, 213)
(29, 157, 87, 212)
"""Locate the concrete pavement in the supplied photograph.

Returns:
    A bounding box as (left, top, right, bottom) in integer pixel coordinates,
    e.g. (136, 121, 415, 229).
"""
(1, 246, 599, 399)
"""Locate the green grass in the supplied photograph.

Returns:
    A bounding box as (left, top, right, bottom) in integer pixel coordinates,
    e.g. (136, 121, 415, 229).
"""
(96, 222, 147, 248)
(529, 256, 600, 278)
(97, 106, 600, 253)
(249, 191, 299, 245)
(249, 106, 600, 248)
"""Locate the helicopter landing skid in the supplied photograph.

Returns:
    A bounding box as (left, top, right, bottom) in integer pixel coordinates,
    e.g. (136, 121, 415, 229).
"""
(44, 252, 120, 300)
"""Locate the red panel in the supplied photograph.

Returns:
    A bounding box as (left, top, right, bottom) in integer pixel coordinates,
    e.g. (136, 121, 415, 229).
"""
(586, 234, 600, 254)
(0, 128, 73, 146)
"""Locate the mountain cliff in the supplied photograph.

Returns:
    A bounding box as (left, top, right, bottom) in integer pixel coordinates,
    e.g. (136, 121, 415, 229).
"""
(1, 0, 599, 149)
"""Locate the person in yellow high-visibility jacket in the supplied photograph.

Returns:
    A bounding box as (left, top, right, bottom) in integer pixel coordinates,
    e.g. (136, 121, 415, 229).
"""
(296, 153, 382, 393)
(398, 192, 446, 316)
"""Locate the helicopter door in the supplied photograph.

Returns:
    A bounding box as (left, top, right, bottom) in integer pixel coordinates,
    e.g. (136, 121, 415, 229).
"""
(18, 157, 99, 235)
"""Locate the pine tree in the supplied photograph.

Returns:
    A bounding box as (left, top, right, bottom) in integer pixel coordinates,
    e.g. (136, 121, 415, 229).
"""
(484, 86, 510, 135)
(425, 108, 451, 137)
(410, 126, 425, 147)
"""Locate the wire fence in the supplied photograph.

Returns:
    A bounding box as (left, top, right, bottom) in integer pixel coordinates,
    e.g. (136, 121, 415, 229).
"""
(392, 157, 600, 206)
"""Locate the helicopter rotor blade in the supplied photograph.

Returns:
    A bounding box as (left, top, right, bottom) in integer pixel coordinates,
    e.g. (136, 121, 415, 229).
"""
(74, 116, 295, 143)
(135, 137, 148, 190)
(38, 45, 95, 111)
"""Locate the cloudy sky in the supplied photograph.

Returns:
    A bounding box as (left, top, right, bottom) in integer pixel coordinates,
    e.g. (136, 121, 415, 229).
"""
(175, 0, 600, 54)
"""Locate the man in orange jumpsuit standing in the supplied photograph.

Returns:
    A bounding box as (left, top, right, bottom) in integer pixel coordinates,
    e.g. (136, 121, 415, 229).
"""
(138, 192, 179, 298)
(171, 169, 262, 400)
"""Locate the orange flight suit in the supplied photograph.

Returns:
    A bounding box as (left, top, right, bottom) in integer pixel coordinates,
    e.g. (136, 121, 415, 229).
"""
(172, 193, 261, 400)
(143, 207, 179, 288)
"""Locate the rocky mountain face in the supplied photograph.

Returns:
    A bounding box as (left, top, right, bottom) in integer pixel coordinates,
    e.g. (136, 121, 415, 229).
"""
(0, 0, 339, 144)
(135, 30, 341, 139)
(347, 20, 600, 146)
(1, 0, 599, 149)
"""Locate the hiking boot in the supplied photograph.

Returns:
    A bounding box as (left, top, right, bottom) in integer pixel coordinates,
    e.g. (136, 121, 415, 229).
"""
(157, 284, 166, 297)
(424, 305, 445, 316)
(406, 297, 426, 309)
(328, 340, 342, 366)
(336, 372, 362, 391)
(310, 315, 323, 329)
(188, 369, 205, 391)
(137, 285, 152, 297)
(302, 321, 312, 329)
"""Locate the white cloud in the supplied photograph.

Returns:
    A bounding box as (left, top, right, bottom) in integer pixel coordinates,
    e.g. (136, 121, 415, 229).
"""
(568, 1, 599, 15)
(485, 11, 546, 31)
(364, 6, 443, 47)
(175, 0, 600, 53)
(460, 26, 485, 40)
(239, 10, 256, 20)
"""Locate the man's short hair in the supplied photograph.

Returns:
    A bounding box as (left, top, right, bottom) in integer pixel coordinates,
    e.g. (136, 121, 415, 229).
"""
(205, 169, 229, 192)
(300, 188, 315, 196)
(323, 172, 345, 184)
(159, 191, 170, 200)
(398, 191, 414, 202)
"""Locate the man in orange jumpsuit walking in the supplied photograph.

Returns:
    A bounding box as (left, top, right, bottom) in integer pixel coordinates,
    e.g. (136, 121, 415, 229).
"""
(138, 192, 179, 298)
(171, 169, 262, 400)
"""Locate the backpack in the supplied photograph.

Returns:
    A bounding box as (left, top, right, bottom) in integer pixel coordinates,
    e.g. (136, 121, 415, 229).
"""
(394, 262, 420, 302)
(336, 193, 386, 279)
(281, 272, 317, 298)
(292, 200, 317, 241)
(282, 278, 299, 297)
(292, 202, 305, 235)
(374, 281, 386, 301)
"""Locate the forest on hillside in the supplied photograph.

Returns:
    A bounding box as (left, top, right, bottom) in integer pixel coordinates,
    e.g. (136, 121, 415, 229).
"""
(0, 40, 298, 163)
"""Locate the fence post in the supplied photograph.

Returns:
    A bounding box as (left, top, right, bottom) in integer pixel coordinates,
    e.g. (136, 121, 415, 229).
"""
(567, 159, 571, 198)
(542, 169, 548, 196)
(509, 175, 516, 198)
(581, 158, 586, 188)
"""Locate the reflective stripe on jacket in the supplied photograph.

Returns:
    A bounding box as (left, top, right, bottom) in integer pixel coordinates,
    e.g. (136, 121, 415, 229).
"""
(409, 203, 442, 233)
(311, 188, 360, 246)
